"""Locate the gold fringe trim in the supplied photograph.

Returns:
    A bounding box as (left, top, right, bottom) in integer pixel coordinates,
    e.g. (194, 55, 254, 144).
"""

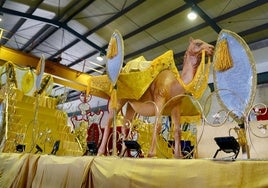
(36, 57, 42, 75)
(213, 38, 233, 72)
(106, 37, 118, 59)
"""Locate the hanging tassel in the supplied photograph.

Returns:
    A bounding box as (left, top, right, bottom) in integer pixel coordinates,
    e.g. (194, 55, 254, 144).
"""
(213, 38, 233, 72)
(36, 56, 43, 75)
(106, 36, 118, 59)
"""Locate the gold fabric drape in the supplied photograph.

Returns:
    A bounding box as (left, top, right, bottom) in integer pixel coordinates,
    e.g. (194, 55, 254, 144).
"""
(1, 153, 268, 188)
(89, 50, 210, 101)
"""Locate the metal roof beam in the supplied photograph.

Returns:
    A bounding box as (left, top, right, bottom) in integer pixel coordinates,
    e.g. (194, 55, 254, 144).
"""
(184, 0, 221, 33)
(48, 0, 145, 60)
(0, 6, 105, 53)
(0, 0, 6, 7)
(123, 1, 202, 39)
(23, 0, 95, 53)
(0, 0, 44, 45)
(79, 0, 267, 73)
(68, 1, 203, 69)
(125, 0, 267, 59)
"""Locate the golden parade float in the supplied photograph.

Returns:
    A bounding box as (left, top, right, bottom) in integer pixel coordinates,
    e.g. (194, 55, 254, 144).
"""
(0, 29, 268, 188)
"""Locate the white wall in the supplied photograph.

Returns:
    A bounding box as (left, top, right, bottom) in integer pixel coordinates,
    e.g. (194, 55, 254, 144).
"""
(197, 120, 268, 159)
(197, 83, 268, 159)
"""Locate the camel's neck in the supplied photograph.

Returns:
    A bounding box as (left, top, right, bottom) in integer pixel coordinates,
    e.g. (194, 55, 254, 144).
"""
(180, 51, 200, 85)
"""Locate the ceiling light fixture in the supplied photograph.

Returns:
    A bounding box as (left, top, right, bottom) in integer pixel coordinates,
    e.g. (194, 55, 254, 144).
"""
(0, 13, 3, 22)
(96, 52, 105, 62)
(96, 56, 103, 61)
(187, 10, 197, 20)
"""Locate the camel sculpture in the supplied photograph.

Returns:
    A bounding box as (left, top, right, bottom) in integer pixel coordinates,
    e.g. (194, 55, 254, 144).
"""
(95, 38, 214, 158)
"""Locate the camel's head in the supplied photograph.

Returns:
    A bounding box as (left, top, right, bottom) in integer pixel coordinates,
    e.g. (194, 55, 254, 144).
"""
(187, 37, 214, 58)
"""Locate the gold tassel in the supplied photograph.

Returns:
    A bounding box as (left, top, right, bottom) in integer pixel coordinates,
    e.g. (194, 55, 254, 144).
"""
(106, 37, 118, 59)
(36, 58, 42, 75)
(213, 38, 233, 72)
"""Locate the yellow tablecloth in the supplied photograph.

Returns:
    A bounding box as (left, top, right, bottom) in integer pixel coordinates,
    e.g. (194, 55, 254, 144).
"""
(1, 153, 268, 188)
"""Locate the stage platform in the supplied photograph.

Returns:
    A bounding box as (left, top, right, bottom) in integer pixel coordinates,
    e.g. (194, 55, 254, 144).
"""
(1, 153, 268, 188)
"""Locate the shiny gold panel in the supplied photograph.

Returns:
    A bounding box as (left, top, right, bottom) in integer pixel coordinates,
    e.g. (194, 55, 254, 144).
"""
(0, 46, 90, 91)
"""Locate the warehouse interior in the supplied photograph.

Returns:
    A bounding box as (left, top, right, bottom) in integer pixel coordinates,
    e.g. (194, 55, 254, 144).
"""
(0, 0, 267, 113)
(0, 1, 268, 187)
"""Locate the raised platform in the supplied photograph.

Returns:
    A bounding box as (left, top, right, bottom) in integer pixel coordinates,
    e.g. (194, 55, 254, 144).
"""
(1, 153, 268, 188)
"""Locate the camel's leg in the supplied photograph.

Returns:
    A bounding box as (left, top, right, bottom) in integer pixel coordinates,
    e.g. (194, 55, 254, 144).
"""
(97, 100, 126, 156)
(97, 109, 114, 156)
(147, 115, 161, 158)
(128, 101, 159, 157)
(171, 107, 183, 158)
(119, 104, 136, 157)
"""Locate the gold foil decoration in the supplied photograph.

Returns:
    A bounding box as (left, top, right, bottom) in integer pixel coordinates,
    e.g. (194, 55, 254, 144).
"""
(21, 70, 34, 94)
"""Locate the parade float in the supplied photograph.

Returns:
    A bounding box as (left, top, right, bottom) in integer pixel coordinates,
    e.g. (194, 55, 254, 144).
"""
(0, 29, 267, 187)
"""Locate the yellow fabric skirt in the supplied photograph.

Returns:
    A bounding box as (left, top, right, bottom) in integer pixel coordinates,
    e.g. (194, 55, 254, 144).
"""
(1, 153, 268, 188)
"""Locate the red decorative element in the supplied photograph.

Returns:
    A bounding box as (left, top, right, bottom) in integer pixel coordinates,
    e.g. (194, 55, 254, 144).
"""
(87, 110, 104, 147)
(256, 108, 268, 121)
(70, 92, 104, 148)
